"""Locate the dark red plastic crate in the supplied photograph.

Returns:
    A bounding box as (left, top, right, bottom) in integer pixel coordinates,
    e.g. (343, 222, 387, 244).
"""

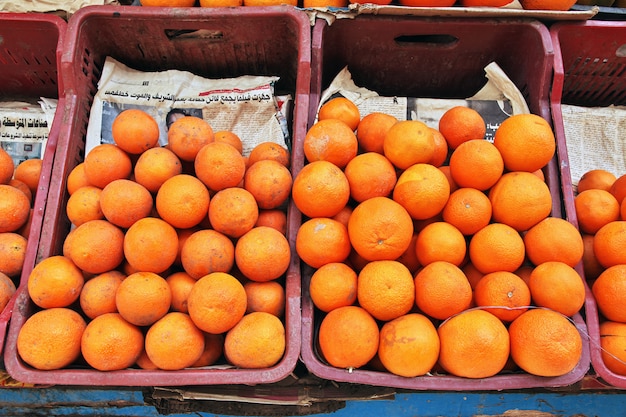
(4, 5, 310, 386)
(0, 13, 67, 358)
(300, 15, 591, 391)
(551, 20, 626, 389)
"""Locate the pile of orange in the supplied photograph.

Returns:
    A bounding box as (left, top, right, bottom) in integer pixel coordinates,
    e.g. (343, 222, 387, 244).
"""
(17, 109, 291, 372)
(300, 97, 584, 379)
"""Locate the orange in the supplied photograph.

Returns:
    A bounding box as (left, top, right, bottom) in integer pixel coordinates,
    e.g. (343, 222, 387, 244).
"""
(145, 312, 206, 370)
(318, 305, 379, 369)
(243, 159, 292, 210)
(378, 313, 440, 377)
(16, 307, 86, 370)
(224, 311, 286, 369)
(63, 219, 125, 275)
(609, 174, 626, 206)
(255, 209, 287, 235)
(317, 97, 361, 131)
(331, 205, 353, 229)
(194, 141, 246, 192)
(133, 146, 183, 194)
(83, 143, 132, 189)
(111, 108, 159, 154)
(438, 106, 486, 150)
(396, 234, 421, 274)
(356, 112, 398, 154)
(449, 139, 504, 191)
(247, 141, 290, 169)
(67, 162, 90, 195)
(156, 174, 210, 230)
(17, 208, 33, 239)
(473, 271, 531, 322)
(344, 152, 397, 203)
(292, 160, 350, 218)
(208, 187, 258, 238)
(439, 165, 458, 194)
(309, 262, 357, 313)
(66, 185, 104, 227)
(414, 261, 472, 320)
(415, 221, 466, 267)
(593, 221, 626, 268)
(509, 308, 582, 376)
(459, 0, 512, 4)
(393, 163, 450, 220)
(577, 169, 616, 193)
(141, 0, 195, 5)
(192, 333, 224, 367)
(235, 226, 291, 282)
(575, 189, 620, 235)
(528, 261, 585, 317)
(357, 260, 415, 322)
(0, 147, 13, 184)
(181, 229, 235, 279)
(0, 184, 31, 232)
(244, 280, 285, 318)
(167, 116, 214, 162)
(599, 321, 626, 376)
(9, 178, 32, 204)
(582, 233, 604, 281)
(442, 187, 492, 236)
(428, 128, 449, 168)
(79, 270, 125, 319)
(438, 309, 510, 378)
(100, 179, 153, 229)
(519, 0, 576, 10)
(303, 118, 358, 168)
(187, 272, 247, 334)
(116, 271, 171, 327)
(463, 262, 485, 290)
(493, 113, 556, 173)
(383, 120, 435, 170)
(213, 130, 243, 154)
(523, 217, 584, 267)
(81, 312, 144, 371)
(296, 217, 351, 269)
(27, 255, 84, 309)
(13, 158, 42, 197)
(135, 349, 158, 370)
(592, 264, 626, 322)
(166, 271, 196, 313)
(620, 198, 626, 222)
(0, 232, 27, 278)
(489, 171, 552, 232)
(348, 196, 414, 261)
(469, 222, 525, 274)
(123, 217, 179, 273)
(0, 272, 16, 311)
(175, 227, 198, 266)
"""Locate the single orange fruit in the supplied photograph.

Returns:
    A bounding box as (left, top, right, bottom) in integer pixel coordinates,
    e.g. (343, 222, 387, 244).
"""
(438, 309, 510, 378)
(156, 174, 210, 230)
(255, 209, 287, 235)
(489, 171, 552, 232)
(462, 262, 485, 290)
(396, 233, 421, 274)
(414, 261, 472, 320)
(63, 219, 125, 274)
(438, 106, 486, 150)
(469, 222, 525, 274)
(318, 305, 379, 369)
(575, 189, 620, 235)
(208, 187, 258, 238)
(79, 270, 125, 319)
(442, 187, 492, 236)
(439, 165, 459, 194)
(145, 312, 206, 370)
(111, 108, 159, 154)
(0, 232, 27, 278)
(135, 349, 158, 370)
(81, 312, 144, 371)
(100, 179, 154, 229)
(309, 262, 357, 313)
(609, 174, 626, 206)
(428, 128, 449, 168)
(592, 264, 626, 322)
(593, 221, 626, 268)
(187, 272, 247, 334)
(331, 205, 353, 229)
(509, 308, 582, 376)
(383, 120, 435, 170)
(0, 272, 16, 311)
(577, 169, 616, 193)
(123, 217, 179, 274)
(474, 271, 531, 322)
(28, 256, 84, 309)
(65, 185, 104, 227)
(194, 141, 246, 192)
(344, 152, 397, 203)
(13, 158, 42, 197)
(582, 233, 604, 281)
(449, 139, 504, 191)
(181, 229, 235, 279)
(357, 260, 415, 322)
(224, 311, 286, 369)
(67, 162, 90, 195)
(235, 226, 291, 282)
(247, 141, 290, 169)
(133, 146, 182, 194)
(9, 178, 32, 204)
(244, 280, 285, 318)
(519, 0, 576, 10)
(356, 112, 398, 154)
(0, 148, 13, 184)
(296, 217, 351, 269)
(17, 307, 86, 370)
(192, 333, 224, 367)
(166, 271, 196, 314)
(348, 196, 414, 261)
(415, 221, 467, 267)
(116, 271, 172, 327)
(599, 321, 626, 376)
(303, 118, 358, 169)
(292, 160, 350, 218)
(528, 261, 585, 317)
(213, 130, 243, 154)
(393, 163, 450, 220)
(0, 184, 31, 233)
(523, 217, 584, 267)
(243, 160, 292, 210)
(317, 97, 361, 131)
(83, 144, 132, 189)
(167, 116, 214, 162)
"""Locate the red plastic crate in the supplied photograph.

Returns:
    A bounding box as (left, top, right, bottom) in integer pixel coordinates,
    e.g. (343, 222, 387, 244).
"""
(550, 20, 626, 389)
(0, 13, 67, 358)
(300, 16, 591, 391)
(4, 5, 311, 386)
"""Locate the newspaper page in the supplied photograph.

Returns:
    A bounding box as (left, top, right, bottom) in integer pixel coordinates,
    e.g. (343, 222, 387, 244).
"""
(562, 104, 626, 192)
(86, 57, 291, 157)
(0, 99, 57, 166)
